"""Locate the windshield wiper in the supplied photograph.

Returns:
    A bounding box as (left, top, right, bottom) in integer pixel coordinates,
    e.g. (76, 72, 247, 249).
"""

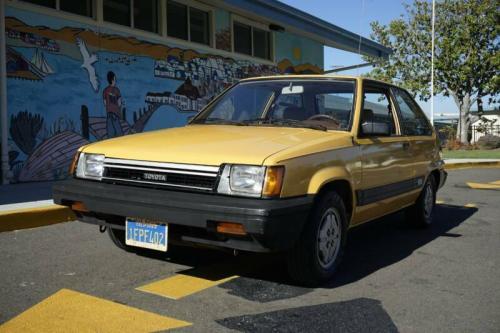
(192, 118, 248, 126)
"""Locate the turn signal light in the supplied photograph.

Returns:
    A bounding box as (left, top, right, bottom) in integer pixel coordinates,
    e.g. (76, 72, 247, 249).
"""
(216, 222, 246, 235)
(68, 152, 79, 175)
(262, 166, 285, 197)
(71, 201, 88, 212)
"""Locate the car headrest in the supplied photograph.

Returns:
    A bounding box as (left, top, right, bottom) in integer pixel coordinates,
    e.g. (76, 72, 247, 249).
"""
(361, 109, 374, 123)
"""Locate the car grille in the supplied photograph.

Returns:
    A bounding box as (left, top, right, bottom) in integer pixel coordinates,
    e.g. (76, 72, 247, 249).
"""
(102, 158, 220, 191)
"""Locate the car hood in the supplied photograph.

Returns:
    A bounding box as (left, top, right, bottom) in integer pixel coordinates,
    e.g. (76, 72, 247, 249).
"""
(82, 125, 349, 166)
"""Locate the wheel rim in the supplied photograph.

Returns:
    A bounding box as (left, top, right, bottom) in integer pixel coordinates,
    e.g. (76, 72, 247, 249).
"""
(423, 183, 434, 220)
(316, 207, 342, 269)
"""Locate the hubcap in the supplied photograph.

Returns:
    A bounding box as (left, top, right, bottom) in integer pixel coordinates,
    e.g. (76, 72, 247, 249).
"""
(423, 183, 434, 220)
(316, 208, 342, 269)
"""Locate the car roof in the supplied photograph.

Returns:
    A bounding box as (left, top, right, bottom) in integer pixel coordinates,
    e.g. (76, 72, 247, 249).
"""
(239, 74, 394, 87)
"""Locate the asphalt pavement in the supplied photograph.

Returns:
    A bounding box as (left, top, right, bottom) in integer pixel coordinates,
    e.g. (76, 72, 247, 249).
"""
(0, 168, 499, 332)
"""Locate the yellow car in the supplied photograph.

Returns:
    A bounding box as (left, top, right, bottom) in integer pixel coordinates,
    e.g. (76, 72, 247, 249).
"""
(53, 75, 446, 286)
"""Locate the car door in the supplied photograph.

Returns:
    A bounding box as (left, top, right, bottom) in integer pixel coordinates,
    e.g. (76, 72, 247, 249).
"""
(392, 87, 436, 185)
(353, 81, 414, 224)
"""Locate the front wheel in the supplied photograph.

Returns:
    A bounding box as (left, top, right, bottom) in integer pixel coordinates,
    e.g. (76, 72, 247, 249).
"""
(286, 191, 348, 286)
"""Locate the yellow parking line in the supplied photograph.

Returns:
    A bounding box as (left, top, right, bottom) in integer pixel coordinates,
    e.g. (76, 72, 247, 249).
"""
(0, 204, 75, 232)
(0, 289, 191, 332)
(137, 265, 238, 300)
(464, 203, 477, 208)
(490, 180, 500, 185)
(466, 182, 500, 190)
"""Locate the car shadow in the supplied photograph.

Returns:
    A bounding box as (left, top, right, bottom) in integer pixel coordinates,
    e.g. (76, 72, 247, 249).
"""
(133, 203, 477, 302)
(216, 297, 399, 332)
(325, 203, 476, 288)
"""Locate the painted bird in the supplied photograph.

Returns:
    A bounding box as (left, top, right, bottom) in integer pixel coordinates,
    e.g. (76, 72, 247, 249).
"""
(76, 37, 99, 92)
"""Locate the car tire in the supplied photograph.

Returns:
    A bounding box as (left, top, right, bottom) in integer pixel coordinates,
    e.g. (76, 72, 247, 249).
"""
(286, 191, 348, 287)
(107, 226, 135, 252)
(405, 175, 437, 227)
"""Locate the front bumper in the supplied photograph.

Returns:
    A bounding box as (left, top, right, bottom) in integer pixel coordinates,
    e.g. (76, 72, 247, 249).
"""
(53, 179, 313, 252)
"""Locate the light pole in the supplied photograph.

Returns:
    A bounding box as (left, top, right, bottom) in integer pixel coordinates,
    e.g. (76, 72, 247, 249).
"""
(430, 0, 435, 125)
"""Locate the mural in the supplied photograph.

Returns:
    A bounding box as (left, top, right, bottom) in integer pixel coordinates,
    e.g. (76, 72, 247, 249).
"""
(5, 7, 323, 183)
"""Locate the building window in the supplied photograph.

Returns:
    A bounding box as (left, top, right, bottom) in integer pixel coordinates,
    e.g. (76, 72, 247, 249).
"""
(234, 22, 251, 55)
(167, 1, 188, 40)
(233, 21, 271, 60)
(252, 27, 270, 60)
(103, 0, 158, 33)
(20, 0, 56, 8)
(189, 7, 210, 45)
(134, 0, 159, 33)
(103, 0, 131, 26)
(21, 0, 93, 18)
(60, 0, 93, 18)
(167, 0, 211, 46)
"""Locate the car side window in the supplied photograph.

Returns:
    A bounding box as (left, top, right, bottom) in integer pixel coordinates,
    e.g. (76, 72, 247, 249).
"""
(361, 86, 397, 136)
(393, 89, 433, 136)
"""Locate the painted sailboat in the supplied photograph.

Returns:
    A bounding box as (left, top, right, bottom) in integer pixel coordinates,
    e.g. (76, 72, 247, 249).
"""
(31, 48, 55, 76)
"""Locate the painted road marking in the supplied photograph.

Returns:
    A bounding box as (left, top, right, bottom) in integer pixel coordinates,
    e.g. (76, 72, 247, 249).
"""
(137, 265, 238, 300)
(466, 180, 500, 190)
(0, 289, 191, 332)
(0, 204, 75, 233)
(436, 199, 445, 204)
(464, 203, 477, 208)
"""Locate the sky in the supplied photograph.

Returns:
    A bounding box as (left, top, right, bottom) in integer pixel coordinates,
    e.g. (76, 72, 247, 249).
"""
(280, 0, 461, 119)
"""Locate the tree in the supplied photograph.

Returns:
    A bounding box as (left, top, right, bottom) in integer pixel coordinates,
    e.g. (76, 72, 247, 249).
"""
(364, 0, 499, 143)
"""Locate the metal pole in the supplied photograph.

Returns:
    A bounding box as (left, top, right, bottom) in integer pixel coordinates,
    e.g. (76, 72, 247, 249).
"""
(0, 0, 9, 184)
(430, 0, 435, 125)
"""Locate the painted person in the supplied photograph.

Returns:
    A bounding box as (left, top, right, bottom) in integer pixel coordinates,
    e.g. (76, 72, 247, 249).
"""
(103, 71, 123, 138)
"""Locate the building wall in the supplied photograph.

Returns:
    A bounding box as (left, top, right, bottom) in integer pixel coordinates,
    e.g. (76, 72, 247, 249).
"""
(471, 114, 500, 143)
(4, 3, 323, 183)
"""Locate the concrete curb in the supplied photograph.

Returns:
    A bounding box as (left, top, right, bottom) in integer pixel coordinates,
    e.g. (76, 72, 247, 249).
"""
(1, 160, 499, 233)
(0, 204, 75, 232)
(444, 161, 500, 170)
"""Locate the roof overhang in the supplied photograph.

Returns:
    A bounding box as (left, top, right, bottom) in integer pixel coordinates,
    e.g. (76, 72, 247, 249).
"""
(221, 0, 392, 59)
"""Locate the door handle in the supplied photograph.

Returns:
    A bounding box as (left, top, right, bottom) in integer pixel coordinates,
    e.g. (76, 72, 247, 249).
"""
(402, 142, 410, 151)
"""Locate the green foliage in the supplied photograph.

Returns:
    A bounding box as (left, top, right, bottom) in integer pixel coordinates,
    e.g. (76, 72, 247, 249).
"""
(9, 111, 44, 155)
(366, 0, 498, 101)
(365, 0, 499, 142)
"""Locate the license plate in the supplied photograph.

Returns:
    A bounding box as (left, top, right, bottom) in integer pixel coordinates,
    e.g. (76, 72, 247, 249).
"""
(125, 217, 168, 252)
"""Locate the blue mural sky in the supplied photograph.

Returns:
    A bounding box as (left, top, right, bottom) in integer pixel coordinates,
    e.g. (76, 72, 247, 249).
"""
(281, 0, 466, 117)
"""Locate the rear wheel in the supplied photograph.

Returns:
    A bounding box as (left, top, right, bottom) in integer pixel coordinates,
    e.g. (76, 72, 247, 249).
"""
(406, 175, 437, 227)
(286, 191, 348, 286)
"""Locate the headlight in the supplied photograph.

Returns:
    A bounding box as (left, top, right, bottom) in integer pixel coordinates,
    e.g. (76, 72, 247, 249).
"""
(75, 153, 105, 180)
(217, 165, 284, 198)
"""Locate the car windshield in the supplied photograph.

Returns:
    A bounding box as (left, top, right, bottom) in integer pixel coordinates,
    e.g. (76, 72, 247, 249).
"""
(191, 79, 356, 131)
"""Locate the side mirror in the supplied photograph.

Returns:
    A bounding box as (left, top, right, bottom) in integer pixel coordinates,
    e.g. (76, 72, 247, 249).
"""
(361, 121, 390, 136)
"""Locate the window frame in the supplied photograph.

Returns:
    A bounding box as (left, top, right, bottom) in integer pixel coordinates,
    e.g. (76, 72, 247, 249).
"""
(391, 87, 434, 137)
(358, 82, 402, 138)
(102, 0, 160, 34)
(12, 0, 275, 63)
(19, 0, 96, 19)
(165, 0, 214, 47)
(231, 15, 273, 61)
